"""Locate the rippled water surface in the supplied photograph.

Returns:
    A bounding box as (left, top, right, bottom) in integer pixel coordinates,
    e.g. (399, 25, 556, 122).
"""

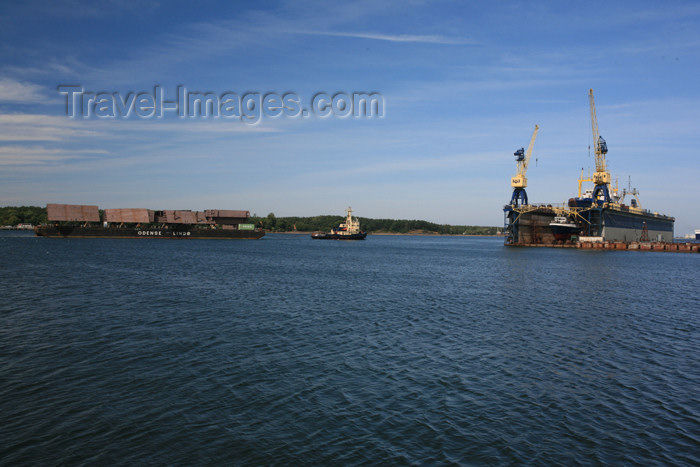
(1, 232, 698, 465)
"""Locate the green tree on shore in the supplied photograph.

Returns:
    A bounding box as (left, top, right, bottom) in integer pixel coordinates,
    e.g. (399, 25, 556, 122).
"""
(0, 206, 47, 226)
(249, 212, 499, 235)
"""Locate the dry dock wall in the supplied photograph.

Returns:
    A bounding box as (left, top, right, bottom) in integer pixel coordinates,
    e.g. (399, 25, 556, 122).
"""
(509, 241, 699, 253)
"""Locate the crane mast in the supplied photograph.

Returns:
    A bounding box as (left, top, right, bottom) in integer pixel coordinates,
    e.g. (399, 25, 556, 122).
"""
(588, 89, 612, 203)
(509, 124, 539, 206)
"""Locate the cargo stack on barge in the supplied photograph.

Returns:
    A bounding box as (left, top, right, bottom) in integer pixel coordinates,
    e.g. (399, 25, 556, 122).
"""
(35, 204, 264, 239)
(503, 89, 677, 250)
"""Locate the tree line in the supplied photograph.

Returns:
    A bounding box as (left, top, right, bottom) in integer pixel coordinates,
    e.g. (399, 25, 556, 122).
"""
(250, 213, 499, 235)
(0, 206, 47, 226)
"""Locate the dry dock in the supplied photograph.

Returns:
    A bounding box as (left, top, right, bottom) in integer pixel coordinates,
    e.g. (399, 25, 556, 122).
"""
(503, 90, 677, 251)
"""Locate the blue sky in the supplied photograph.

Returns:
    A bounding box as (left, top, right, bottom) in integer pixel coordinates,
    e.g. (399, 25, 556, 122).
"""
(1, 1, 699, 233)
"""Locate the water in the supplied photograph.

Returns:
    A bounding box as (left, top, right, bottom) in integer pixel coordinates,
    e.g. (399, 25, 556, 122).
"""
(1, 232, 698, 465)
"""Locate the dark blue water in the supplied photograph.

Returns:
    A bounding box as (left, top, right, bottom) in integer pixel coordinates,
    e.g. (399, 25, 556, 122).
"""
(1, 232, 698, 465)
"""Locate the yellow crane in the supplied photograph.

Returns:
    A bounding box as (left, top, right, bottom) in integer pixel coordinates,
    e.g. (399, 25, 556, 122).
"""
(577, 168, 594, 198)
(510, 124, 539, 206)
(589, 89, 612, 204)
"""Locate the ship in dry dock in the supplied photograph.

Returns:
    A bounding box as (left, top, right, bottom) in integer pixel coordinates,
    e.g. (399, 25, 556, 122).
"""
(35, 204, 264, 239)
(503, 89, 674, 247)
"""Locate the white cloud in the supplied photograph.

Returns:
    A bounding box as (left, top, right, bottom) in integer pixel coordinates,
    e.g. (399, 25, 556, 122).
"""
(304, 151, 502, 179)
(0, 113, 283, 143)
(0, 78, 46, 103)
(0, 145, 109, 166)
(0, 114, 100, 141)
(290, 30, 475, 45)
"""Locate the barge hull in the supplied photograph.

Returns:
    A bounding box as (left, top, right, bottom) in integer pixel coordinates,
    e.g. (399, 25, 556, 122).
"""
(35, 226, 264, 239)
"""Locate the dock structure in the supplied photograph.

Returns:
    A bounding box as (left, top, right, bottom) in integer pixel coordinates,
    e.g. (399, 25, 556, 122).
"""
(503, 203, 690, 252)
(502, 90, 676, 251)
(504, 202, 675, 246)
(511, 238, 700, 253)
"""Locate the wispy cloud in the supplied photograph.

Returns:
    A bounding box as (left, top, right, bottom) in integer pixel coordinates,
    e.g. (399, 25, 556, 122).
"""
(290, 30, 476, 45)
(0, 78, 47, 103)
(100, 119, 284, 135)
(0, 114, 102, 141)
(3, 60, 80, 81)
(0, 113, 283, 143)
(0, 145, 109, 166)
(305, 151, 502, 180)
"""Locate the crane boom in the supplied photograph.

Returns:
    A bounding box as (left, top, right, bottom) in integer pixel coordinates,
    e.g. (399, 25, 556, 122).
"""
(589, 89, 610, 186)
(522, 124, 539, 175)
(509, 124, 539, 206)
(511, 124, 539, 188)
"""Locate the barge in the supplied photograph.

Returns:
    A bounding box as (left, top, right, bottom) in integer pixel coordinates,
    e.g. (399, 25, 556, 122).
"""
(35, 204, 264, 239)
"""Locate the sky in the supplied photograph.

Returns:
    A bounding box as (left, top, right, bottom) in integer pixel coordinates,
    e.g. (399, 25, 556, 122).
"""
(1, 1, 699, 234)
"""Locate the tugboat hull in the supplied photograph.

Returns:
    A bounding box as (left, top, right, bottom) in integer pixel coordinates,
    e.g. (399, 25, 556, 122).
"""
(311, 232, 367, 240)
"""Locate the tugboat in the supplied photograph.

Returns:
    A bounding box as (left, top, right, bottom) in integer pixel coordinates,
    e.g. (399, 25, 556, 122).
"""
(549, 216, 581, 241)
(311, 207, 367, 240)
